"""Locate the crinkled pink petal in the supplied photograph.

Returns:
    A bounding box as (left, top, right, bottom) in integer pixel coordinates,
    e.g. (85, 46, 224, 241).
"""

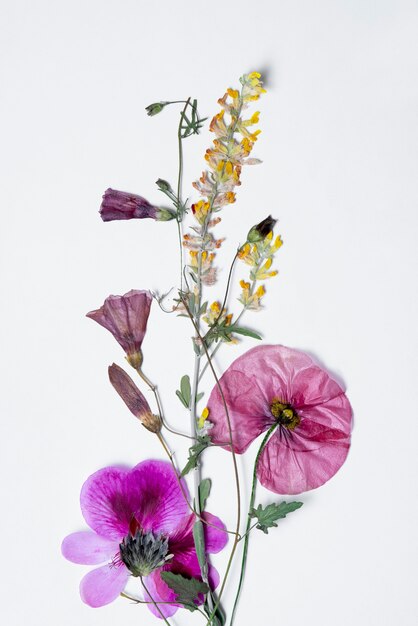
(207, 369, 272, 453)
(79, 563, 129, 607)
(80, 461, 190, 541)
(61, 531, 119, 565)
(257, 415, 351, 494)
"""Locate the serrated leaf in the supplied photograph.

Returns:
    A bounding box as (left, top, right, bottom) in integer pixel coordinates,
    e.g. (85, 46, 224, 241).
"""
(160, 572, 209, 610)
(250, 501, 303, 534)
(181, 436, 211, 476)
(198, 478, 211, 510)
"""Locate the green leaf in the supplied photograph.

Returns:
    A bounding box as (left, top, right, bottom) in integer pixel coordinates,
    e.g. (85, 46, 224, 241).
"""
(176, 375, 191, 408)
(160, 572, 209, 610)
(250, 501, 303, 534)
(181, 436, 211, 476)
(198, 478, 211, 510)
(226, 325, 262, 340)
(193, 521, 206, 572)
(196, 391, 204, 403)
(180, 375, 191, 405)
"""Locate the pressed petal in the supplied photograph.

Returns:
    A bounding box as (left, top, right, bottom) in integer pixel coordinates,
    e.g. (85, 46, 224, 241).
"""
(80, 461, 189, 541)
(100, 188, 158, 222)
(257, 418, 351, 494)
(80, 563, 129, 607)
(143, 569, 180, 618)
(61, 531, 118, 565)
(207, 369, 272, 453)
(86, 290, 152, 356)
(126, 460, 190, 534)
(80, 466, 132, 540)
(202, 512, 228, 554)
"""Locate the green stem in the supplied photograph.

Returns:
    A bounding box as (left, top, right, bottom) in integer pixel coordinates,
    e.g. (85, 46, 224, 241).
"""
(229, 422, 278, 626)
(176, 97, 191, 290)
(140, 576, 172, 626)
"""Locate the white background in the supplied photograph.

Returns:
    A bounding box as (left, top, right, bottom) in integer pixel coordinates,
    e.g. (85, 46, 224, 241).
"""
(1, 1, 417, 624)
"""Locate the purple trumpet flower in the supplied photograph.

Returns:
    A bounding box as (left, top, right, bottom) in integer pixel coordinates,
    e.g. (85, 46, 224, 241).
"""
(87, 290, 152, 369)
(100, 188, 175, 222)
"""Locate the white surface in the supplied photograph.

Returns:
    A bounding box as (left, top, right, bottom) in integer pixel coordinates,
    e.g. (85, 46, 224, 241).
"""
(1, 1, 417, 624)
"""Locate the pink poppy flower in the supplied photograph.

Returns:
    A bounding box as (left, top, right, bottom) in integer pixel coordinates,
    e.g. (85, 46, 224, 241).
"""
(207, 345, 353, 494)
(62, 460, 228, 616)
(86, 290, 152, 369)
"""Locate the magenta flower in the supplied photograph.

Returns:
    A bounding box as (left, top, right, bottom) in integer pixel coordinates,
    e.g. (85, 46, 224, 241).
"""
(62, 460, 227, 615)
(207, 345, 353, 494)
(86, 290, 152, 369)
(100, 189, 159, 222)
(100, 189, 175, 222)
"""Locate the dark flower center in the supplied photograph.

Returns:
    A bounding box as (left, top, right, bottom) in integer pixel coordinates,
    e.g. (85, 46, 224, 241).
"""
(270, 398, 300, 430)
(119, 523, 171, 577)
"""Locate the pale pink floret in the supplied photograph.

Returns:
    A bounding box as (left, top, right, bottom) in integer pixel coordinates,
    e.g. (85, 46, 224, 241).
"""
(62, 460, 228, 616)
(207, 345, 352, 494)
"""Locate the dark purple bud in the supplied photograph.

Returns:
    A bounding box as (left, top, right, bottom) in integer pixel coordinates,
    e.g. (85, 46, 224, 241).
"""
(100, 189, 159, 222)
(247, 215, 277, 243)
(86, 290, 152, 368)
(108, 363, 162, 433)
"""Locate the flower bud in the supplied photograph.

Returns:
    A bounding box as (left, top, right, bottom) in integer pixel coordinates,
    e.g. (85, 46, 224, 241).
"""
(247, 215, 277, 243)
(108, 363, 162, 433)
(145, 101, 168, 116)
(155, 179, 172, 192)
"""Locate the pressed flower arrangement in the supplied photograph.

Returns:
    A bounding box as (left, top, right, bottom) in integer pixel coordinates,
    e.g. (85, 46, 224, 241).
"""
(62, 72, 353, 625)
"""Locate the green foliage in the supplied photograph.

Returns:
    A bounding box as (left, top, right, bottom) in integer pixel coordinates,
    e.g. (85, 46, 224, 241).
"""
(160, 572, 209, 611)
(176, 375, 191, 408)
(206, 320, 262, 344)
(181, 436, 211, 476)
(250, 501, 303, 534)
(198, 478, 211, 510)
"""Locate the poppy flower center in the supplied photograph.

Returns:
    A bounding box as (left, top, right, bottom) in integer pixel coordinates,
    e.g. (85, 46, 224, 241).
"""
(119, 520, 172, 577)
(270, 398, 300, 430)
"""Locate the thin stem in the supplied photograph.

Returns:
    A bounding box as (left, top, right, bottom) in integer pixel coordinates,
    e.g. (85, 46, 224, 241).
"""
(176, 98, 191, 290)
(180, 297, 242, 625)
(140, 576, 172, 626)
(230, 422, 279, 626)
(121, 591, 209, 620)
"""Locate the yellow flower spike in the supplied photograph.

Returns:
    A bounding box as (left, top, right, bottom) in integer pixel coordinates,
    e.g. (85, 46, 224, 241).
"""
(256, 285, 266, 297)
(227, 88, 239, 99)
(266, 231, 273, 242)
(263, 258, 272, 270)
(197, 407, 210, 430)
(202, 251, 208, 261)
(240, 279, 250, 289)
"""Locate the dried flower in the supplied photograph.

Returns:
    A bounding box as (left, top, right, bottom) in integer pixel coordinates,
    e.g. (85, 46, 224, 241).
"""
(247, 215, 277, 243)
(207, 345, 352, 494)
(108, 363, 162, 433)
(87, 290, 152, 369)
(62, 460, 228, 614)
(100, 188, 175, 222)
(145, 101, 169, 116)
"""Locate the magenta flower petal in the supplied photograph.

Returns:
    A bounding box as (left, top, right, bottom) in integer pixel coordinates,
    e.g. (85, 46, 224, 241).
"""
(100, 188, 159, 222)
(80, 461, 189, 541)
(86, 289, 152, 366)
(201, 512, 228, 553)
(207, 345, 353, 494)
(143, 570, 180, 618)
(61, 531, 118, 565)
(80, 563, 129, 607)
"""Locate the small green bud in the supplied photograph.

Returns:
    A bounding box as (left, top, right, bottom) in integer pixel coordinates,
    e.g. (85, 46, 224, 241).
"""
(156, 208, 176, 222)
(247, 215, 277, 243)
(145, 101, 169, 116)
(156, 178, 172, 192)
